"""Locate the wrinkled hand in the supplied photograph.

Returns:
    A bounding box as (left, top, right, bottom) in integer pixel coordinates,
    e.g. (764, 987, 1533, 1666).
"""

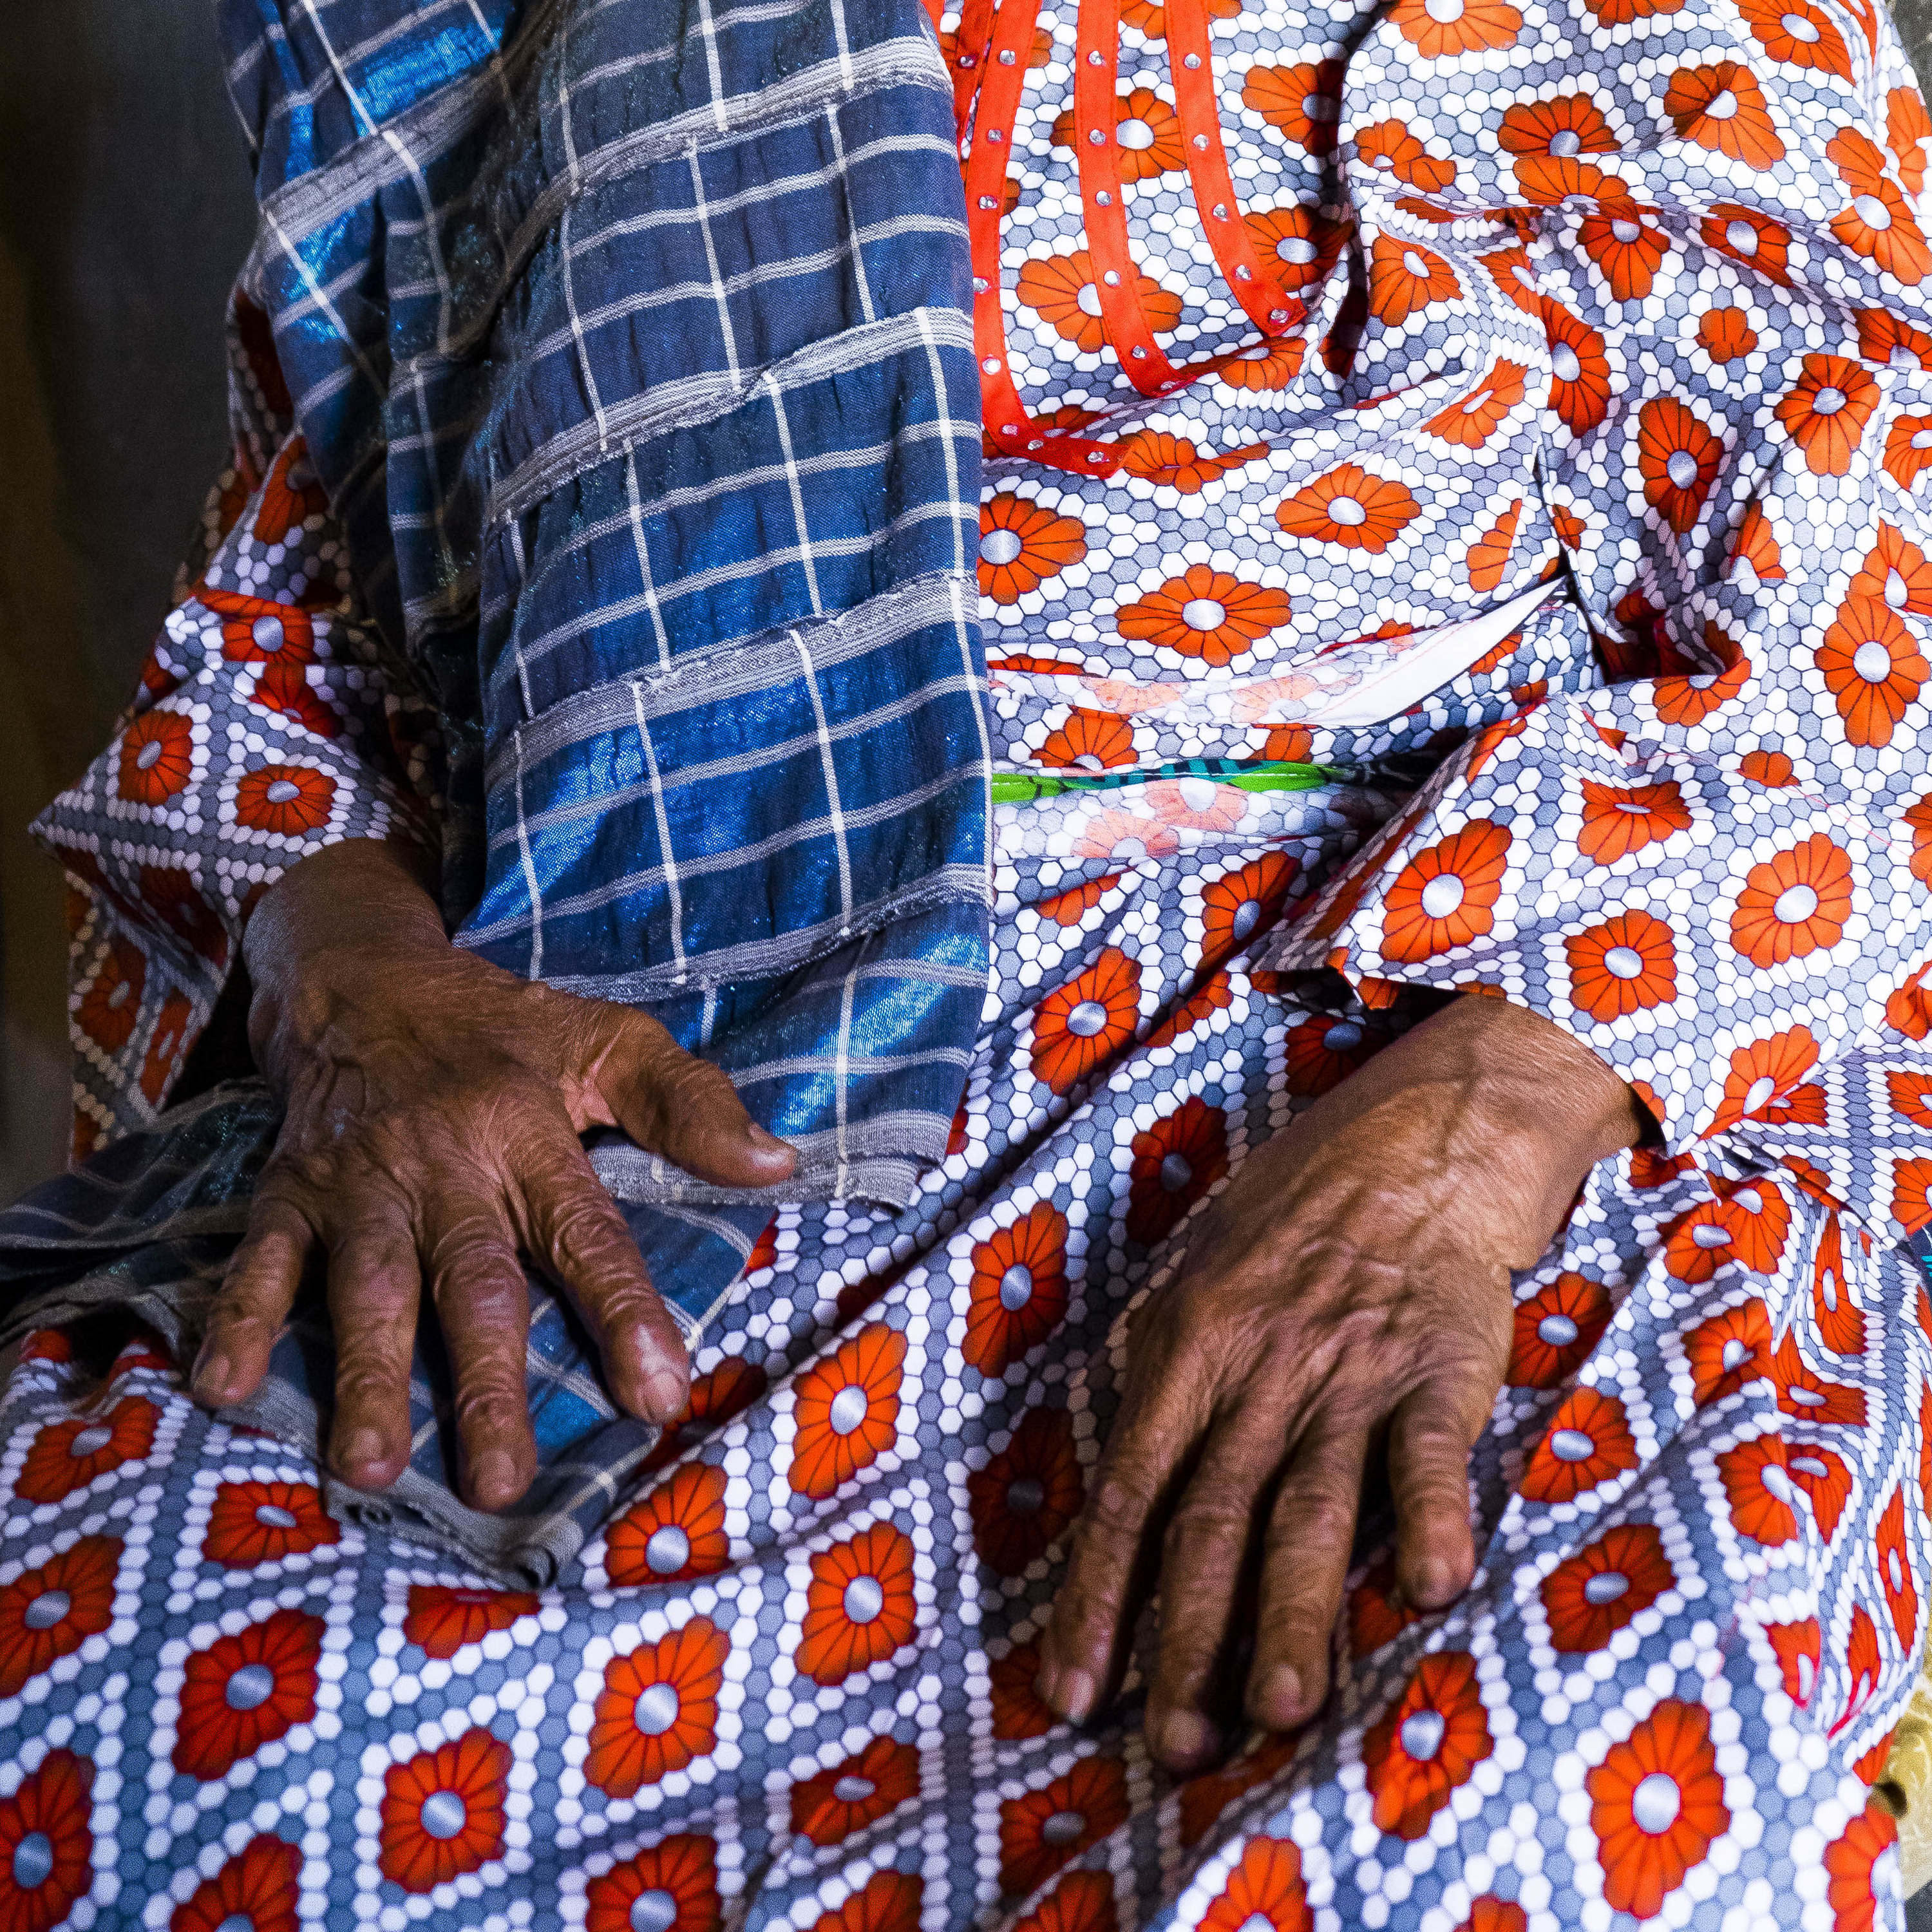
(1036, 993, 1643, 1770)
(191, 838, 795, 1510)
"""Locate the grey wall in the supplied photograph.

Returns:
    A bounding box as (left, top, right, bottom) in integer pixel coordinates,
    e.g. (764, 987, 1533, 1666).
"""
(0, 2, 258, 1200)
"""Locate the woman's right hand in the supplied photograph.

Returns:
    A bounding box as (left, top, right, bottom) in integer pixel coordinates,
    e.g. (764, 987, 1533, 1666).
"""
(189, 837, 796, 1511)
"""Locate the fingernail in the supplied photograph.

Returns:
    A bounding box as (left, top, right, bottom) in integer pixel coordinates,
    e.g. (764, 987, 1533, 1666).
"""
(192, 1350, 229, 1402)
(746, 1124, 793, 1157)
(642, 1367, 687, 1421)
(1159, 1709, 1217, 1768)
(1051, 1667, 1095, 1724)
(1410, 1558, 1458, 1608)
(1255, 1663, 1304, 1727)
(472, 1449, 519, 1506)
(340, 1429, 390, 1479)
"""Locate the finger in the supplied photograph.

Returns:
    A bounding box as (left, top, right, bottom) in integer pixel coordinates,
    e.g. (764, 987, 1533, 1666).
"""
(1038, 1341, 1211, 1725)
(514, 1128, 689, 1424)
(420, 1188, 540, 1513)
(194, 1189, 315, 1408)
(1144, 1406, 1289, 1772)
(1387, 1381, 1483, 1612)
(563, 998, 798, 1188)
(324, 1210, 423, 1492)
(1247, 1422, 1372, 1733)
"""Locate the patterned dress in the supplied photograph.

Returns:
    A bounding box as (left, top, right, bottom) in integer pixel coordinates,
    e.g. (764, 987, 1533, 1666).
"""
(10, 0, 1932, 1922)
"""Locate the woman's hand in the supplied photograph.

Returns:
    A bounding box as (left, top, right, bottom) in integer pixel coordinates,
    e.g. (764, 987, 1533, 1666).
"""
(1036, 993, 1643, 1771)
(190, 838, 795, 1511)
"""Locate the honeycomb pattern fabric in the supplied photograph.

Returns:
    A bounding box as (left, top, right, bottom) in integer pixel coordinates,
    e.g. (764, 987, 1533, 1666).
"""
(15, 0, 1932, 1920)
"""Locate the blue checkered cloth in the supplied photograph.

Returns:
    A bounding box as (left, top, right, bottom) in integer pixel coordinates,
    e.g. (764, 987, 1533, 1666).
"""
(229, 0, 989, 1207)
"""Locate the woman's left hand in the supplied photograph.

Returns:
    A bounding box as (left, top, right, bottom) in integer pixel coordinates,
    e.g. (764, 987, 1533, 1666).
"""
(1034, 993, 1644, 1772)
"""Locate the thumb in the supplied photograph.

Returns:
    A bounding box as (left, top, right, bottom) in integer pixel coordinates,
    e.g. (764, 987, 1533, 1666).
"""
(562, 996, 798, 1188)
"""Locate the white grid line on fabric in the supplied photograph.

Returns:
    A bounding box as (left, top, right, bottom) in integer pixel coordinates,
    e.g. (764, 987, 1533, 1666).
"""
(629, 683, 690, 981)
(788, 630, 857, 927)
(621, 450, 675, 669)
(949, 574, 994, 862)
(833, 962, 858, 1194)
(687, 149, 744, 389)
(765, 379, 826, 618)
(462, 764, 976, 942)
(825, 108, 877, 326)
(696, 0, 732, 131)
(556, 39, 616, 455)
(916, 307, 967, 580)
(829, 0, 857, 93)
(512, 735, 546, 981)
(297, 0, 378, 137)
(264, 209, 386, 396)
(507, 515, 538, 717)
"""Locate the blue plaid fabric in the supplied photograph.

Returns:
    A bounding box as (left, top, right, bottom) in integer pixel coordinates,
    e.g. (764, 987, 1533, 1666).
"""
(226, 0, 989, 1206)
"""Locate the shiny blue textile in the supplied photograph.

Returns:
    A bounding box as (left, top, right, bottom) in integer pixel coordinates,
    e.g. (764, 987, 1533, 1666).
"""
(222, 0, 989, 1207)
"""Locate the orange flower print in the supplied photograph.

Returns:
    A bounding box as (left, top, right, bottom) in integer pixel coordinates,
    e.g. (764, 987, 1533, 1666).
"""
(1565, 909, 1677, 1021)
(810, 1871, 923, 1932)
(1120, 0, 1242, 37)
(1856, 308, 1932, 375)
(1177, 1732, 1301, 1848)
(1117, 432, 1268, 494)
(791, 1736, 920, 1846)
(1072, 808, 1179, 866)
(1051, 90, 1184, 181)
(1481, 244, 1542, 316)
(1698, 306, 1757, 363)
(991, 1642, 1057, 1741)
(585, 1618, 726, 1797)
(1737, 0, 1852, 74)
(1499, 93, 1618, 167)
(173, 1605, 324, 1781)
(1368, 234, 1460, 327)
(1030, 947, 1142, 1095)
(1580, 207, 1671, 302)
(1544, 303, 1612, 439)
(1016, 252, 1182, 355)
(1012, 1870, 1118, 1932)
(1387, 0, 1522, 58)
(1830, 128, 1932, 284)
(205, 590, 318, 668)
(1851, 520, 1932, 612)
(606, 1462, 730, 1585)
(1768, 1616, 1821, 1705)
(1786, 1440, 1854, 1531)
(1380, 821, 1512, 963)
(1729, 502, 1784, 591)
(171, 1833, 300, 1932)
(1276, 462, 1421, 553)
(1508, 1273, 1613, 1388)
(965, 1204, 1070, 1379)
(980, 495, 1088, 604)
(1542, 1524, 1675, 1654)
(1770, 1326, 1864, 1426)
(1719, 1434, 1799, 1544)
(1587, 1700, 1730, 1919)
(1892, 84, 1932, 193)
(999, 1757, 1129, 1896)
(0, 1750, 92, 1932)
(1684, 1298, 1773, 1406)
(1217, 335, 1309, 391)
(252, 436, 329, 542)
(17, 1396, 158, 1504)
(1238, 207, 1345, 295)
(1347, 1551, 1422, 1660)
(1636, 395, 1723, 533)
(118, 709, 195, 805)
(969, 1406, 1085, 1577)
(1200, 1836, 1311, 1932)
(1774, 354, 1879, 475)
(1126, 1097, 1229, 1245)
(584, 1834, 721, 1932)
(1283, 1013, 1380, 1095)
(1355, 120, 1455, 192)
(1837, 1603, 1885, 1737)
(1201, 853, 1297, 969)
(234, 764, 335, 837)
(1709, 1026, 1820, 1134)
(1729, 834, 1852, 968)
(1703, 204, 1792, 285)
(639, 1357, 768, 1475)
(1363, 1651, 1492, 1840)
(402, 1584, 539, 1660)
(1520, 1387, 1639, 1504)
(1818, 594, 1928, 745)
(381, 1727, 510, 1892)
(1826, 1801, 1900, 1932)
(1877, 1487, 1919, 1649)
(1242, 61, 1344, 155)
(1455, 1904, 1527, 1932)
(1425, 361, 1529, 450)
(798, 1522, 918, 1685)
(788, 1325, 906, 1501)
(140, 987, 197, 1108)
(0, 1534, 119, 1698)
(75, 937, 147, 1054)
(1663, 62, 1785, 166)
(1116, 567, 1293, 668)
(203, 1479, 341, 1567)
(1813, 1211, 1866, 1356)
(1462, 498, 1523, 594)
(1886, 413, 1932, 489)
